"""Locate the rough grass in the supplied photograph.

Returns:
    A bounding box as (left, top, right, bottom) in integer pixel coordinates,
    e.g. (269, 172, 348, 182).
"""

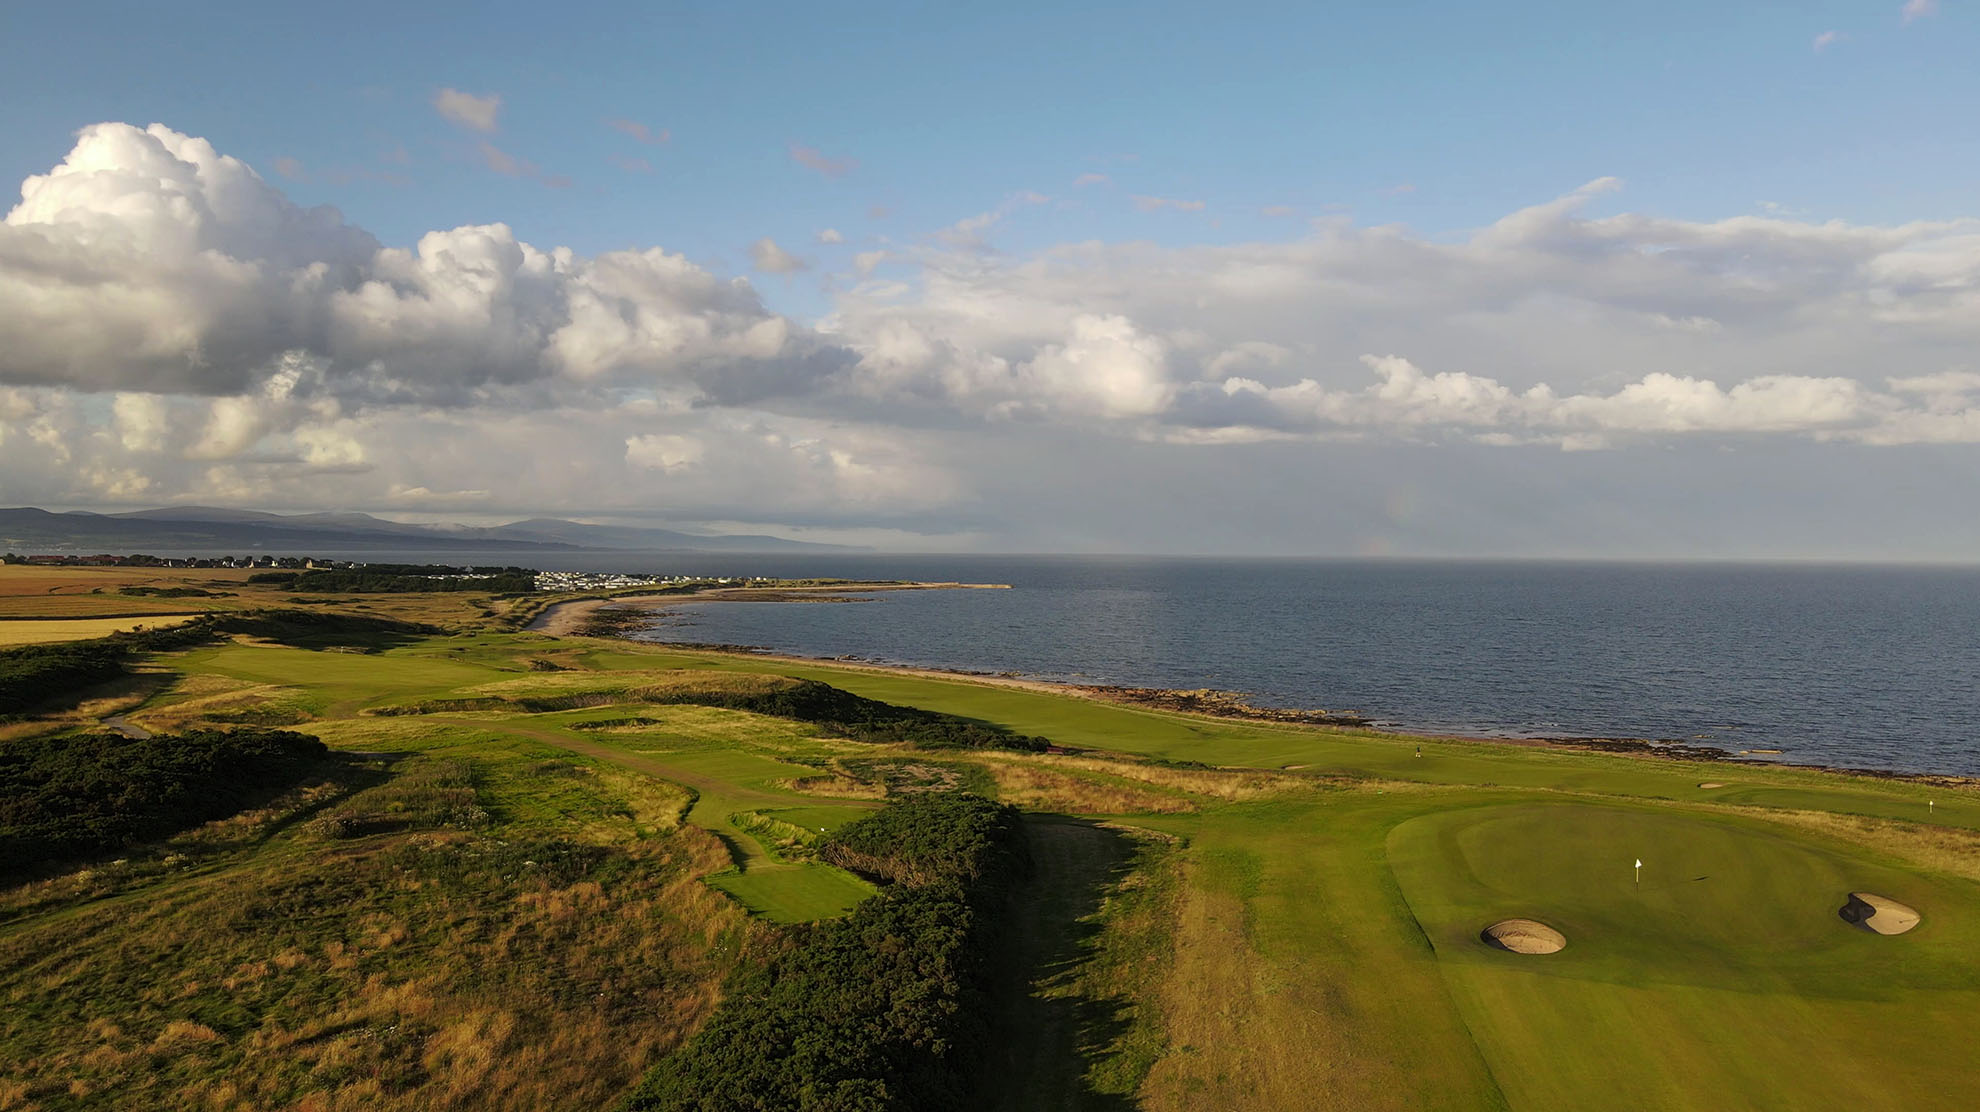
(0, 743, 751, 1111)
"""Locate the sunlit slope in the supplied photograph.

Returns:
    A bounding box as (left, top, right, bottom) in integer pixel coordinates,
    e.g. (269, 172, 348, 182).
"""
(1388, 801, 1980, 1111)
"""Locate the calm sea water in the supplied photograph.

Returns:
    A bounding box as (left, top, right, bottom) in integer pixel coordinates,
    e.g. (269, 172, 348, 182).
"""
(327, 551, 1980, 776)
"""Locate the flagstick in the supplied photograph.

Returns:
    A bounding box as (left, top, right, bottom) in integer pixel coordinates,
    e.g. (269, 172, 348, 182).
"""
(1634, 858, 1641, 891)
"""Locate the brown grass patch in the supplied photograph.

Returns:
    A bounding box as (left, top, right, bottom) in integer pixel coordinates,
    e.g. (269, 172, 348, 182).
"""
(984, 761, 1195, 815)
(1747, 807, 1980, 883)
(0, 615, 200, 646)
(785, 774, 888, 800)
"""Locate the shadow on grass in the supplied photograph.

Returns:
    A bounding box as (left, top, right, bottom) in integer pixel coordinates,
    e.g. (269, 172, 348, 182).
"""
(213, 610, 438, 653)
(974, 814, 1144, 1112)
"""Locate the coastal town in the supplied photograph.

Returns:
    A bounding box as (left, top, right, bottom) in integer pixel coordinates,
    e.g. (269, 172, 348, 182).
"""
(0, 551, 764, 593)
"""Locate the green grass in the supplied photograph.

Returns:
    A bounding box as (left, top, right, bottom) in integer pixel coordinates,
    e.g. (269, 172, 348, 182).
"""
(587, 644, 1980, 833)
(1387, 799, 1980, 1111)
(13, 626, 1977, 1109)
(707, 864, 877, 923)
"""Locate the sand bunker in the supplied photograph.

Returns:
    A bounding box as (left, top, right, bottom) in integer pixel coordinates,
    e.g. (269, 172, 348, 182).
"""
(1698, 782, 1726, 789)
(1839, 892, 1921, 936)
(1481, 918, 1567, 954)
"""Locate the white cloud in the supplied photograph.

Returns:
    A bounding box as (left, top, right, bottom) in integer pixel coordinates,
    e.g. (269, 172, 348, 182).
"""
(9, 122, 1980, 550)
(828, 177, 1980, 447)
(607, 118, 667, 144)
(0, 124, 827, 399)
(272, 156, 306, 180)
(1813, 30, 1844, 52)
(433, 88, 502, 133)
(816, 227, 845, 244)
(1073, 173, 1109, 187)
(625, 433, 704, 473)
(789, 143, 855, 178)
(749, 236, 808, 274)
(1131, 195, 1207, 213)
(1902, 0, 1939, 25)
(939, 191, 1051, 250)
(478, 141, 524, 176)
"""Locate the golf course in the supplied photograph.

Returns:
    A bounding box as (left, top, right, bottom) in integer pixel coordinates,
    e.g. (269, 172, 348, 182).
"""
(1, 566, 1976, 1110)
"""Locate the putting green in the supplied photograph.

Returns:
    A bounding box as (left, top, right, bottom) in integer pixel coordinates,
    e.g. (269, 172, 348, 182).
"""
(1388, 801, 1980, 1110)
(708, 864, 877, 923)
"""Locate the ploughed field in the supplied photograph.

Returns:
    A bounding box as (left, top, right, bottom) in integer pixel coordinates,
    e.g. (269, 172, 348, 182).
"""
(1, 579, 1976, 1110)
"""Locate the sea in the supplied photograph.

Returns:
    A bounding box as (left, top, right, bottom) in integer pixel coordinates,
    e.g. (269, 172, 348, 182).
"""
(308, 551, 1980, 777)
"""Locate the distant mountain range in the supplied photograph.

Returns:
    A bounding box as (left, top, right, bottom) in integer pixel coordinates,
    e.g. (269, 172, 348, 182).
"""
(0, 506, 857, 554)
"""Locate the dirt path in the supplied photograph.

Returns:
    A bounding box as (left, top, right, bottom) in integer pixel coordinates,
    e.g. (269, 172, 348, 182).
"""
(975, 815, 1141, 1112)
(101, 715, 152, 739)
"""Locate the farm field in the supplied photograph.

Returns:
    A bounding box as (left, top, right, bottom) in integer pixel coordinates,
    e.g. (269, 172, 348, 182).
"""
(0, 565, 250, 619)
(0, 614, 201, 645)
(2, 589, 1976, 1109)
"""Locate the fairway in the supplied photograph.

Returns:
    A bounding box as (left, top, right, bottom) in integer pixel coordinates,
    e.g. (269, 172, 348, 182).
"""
(1387, 801, 1980, 1110)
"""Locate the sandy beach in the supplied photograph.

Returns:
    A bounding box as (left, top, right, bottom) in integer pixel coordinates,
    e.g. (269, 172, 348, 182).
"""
(523, 581, 1008, 638)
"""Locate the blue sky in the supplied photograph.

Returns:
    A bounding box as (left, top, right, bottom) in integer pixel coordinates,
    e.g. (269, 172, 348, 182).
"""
(2, 1, 1979, 557)
(6, 0, 1974, 304)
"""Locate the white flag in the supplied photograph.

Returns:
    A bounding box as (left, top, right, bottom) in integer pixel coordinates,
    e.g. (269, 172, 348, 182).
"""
(1635, 859, 1642, 868)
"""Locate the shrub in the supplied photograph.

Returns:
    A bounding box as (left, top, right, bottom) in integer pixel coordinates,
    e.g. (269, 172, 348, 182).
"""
(621, 795, 1026, 1111)
(0, 728, 329, 880)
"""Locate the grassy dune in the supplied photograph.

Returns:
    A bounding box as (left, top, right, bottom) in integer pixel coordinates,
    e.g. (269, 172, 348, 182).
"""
(2, 595, 1976, 1109)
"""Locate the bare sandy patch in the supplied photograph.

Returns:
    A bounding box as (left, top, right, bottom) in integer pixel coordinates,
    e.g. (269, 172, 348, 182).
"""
(1481, 918, 1566, 954)
(1839, 892, 1920, 935)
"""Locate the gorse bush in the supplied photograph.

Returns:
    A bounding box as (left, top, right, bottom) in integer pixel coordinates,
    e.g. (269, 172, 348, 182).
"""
(621, 794, 1027, 1112)
(0, 727, 329, 879)
(648, 680, 1051, 753)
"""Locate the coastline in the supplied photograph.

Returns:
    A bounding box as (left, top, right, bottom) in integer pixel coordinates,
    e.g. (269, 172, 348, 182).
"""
(522, 581, 1008, 638)
(526, 593, 1979, 790)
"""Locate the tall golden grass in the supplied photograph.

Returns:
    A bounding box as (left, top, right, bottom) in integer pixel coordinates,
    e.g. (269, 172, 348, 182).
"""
(0, 753, 755, 1111)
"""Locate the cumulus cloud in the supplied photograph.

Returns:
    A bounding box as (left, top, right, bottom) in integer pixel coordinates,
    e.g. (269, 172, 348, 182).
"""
(607, 118, 667, 144)
(9, 123, 1980, 544)
(816, 228, 845, 244)
(0, 123, 828, 407)
(433, 88, 502, 132)
(749, 236, 808, 274)
(789, 142, 855, 178)
(1813, 30, 1844, 52)
(1073, 173, 1109, 187)
(1903, 0, 1939, 24)
(827, 177, 1980, 448)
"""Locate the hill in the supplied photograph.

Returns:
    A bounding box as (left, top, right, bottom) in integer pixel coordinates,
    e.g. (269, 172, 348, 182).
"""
(0, 506, 857, 554)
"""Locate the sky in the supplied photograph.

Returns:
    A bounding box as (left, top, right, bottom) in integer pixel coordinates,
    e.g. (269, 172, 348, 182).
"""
(2, 0, 1978, 557)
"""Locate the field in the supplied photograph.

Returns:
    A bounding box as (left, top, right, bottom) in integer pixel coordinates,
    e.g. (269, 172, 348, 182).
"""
(2, 584, 1977, 1109)
(0, 614, 201, 645)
